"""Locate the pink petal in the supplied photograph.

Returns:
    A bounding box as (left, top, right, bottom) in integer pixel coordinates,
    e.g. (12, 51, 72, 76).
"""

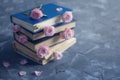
(20, 59, 28, 65)
(19, 71, 27, 76)
(34, 70, 43, 76)
(3, 61, 10, 68)
(56, 7, 63, 12)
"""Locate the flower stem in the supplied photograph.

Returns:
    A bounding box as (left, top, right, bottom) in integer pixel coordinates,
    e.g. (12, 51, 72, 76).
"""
(39, 3, 43, 10)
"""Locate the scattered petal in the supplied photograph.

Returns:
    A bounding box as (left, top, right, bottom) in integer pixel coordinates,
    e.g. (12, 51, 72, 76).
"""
(19, 71, 27, 76)
(3, 61, 10, 68)
(34, 70, 43, 76)
(20, 59, 28, 65)
(56, 7, 63, 12)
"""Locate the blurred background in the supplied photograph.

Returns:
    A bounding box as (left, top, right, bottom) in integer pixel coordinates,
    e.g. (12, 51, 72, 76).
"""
(0, 0, 120, 80)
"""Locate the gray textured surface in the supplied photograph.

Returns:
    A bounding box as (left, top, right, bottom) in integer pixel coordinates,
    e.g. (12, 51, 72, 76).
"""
(0, 0, 120, 80)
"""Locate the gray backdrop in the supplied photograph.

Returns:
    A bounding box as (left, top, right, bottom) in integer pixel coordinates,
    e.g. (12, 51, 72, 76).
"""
(0, 0, 120, 80)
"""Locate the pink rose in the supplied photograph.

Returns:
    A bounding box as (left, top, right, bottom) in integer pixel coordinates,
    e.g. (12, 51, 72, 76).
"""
(30, 8, 44, 20)
(12, 25, 20, 32)
(18, 35, 28, 44)
(60, 28, 74, 40)
(62, 11, 73, 23)
(37, 46, 50, 58)
(44, 26, 55, 36)
(54, 52, 63, 60)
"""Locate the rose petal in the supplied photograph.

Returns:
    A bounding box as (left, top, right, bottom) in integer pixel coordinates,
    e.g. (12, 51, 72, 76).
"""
(20, 59, 28, 65)
(34, 70, 43, 76)
(19, 71, 27, 76)
(3, 61, 10, 68)
(56, 7, 63, 12)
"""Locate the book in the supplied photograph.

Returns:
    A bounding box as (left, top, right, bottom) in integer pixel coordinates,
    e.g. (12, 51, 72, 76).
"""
(14, 32, 67, 52)
(19, 20, 76, 40)
(11, 3, 72, 32)
(15, 49, 54, 65)
(14, 38, 76, 65)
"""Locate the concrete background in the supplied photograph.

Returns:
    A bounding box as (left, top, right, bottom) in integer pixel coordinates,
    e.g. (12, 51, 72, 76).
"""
(0, 0, 120, 80)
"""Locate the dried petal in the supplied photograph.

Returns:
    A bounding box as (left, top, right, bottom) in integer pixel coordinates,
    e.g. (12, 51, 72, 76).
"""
(3, 61, 10, 68)
(20, 59, 28, 65)
(34, 70, 43, 76)
(56, 7, 63, 12)
(19, 71, 27, 76)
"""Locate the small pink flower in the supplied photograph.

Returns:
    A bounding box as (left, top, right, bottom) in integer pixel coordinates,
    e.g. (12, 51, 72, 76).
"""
(18, 35, 28, 44)
(56, 7, 63, 12)
(60, 28, 74, 40)
(19, 71, 27, 76)
(34, 71, 43, 76)
(44, 26, 55, 36)
(54, 52, 63, 60)
(3, 61, 10, 68)
(20, 59, 28, 65)
(12, 25, 20, 32)
(30, 8, 44, 20)
(37, 46, 50, 58)
(62, 11, 73, 23)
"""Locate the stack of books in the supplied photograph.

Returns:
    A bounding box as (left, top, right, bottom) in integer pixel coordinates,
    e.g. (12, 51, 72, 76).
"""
(10, 3, 76, 65)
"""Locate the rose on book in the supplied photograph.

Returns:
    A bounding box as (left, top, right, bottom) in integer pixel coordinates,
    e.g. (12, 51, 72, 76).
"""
(44, 26, 55, 36)
(37, 46, 50, 58)
(24, 3, 46, 20)
(54, 52, 63, 60)
(18, 35, 28, 44)
(60, 28, 74, 40)
(30, 8, 44, 20)
(62, 11, 73, 23)
(12, 25, 20, 33)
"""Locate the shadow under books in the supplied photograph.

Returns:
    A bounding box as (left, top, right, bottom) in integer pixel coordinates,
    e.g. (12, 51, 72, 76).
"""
(0, 39, 40, 67)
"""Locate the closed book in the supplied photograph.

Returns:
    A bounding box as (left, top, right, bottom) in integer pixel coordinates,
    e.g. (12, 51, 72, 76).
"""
(14, 32, 66, 52)
(11, 3, 72, 32)
(14, 38, 76, 65)
(18, 20, 76, 41)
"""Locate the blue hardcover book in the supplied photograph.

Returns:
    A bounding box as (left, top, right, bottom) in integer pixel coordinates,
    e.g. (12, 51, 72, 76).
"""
(11, 3, 72, 32)
(15, 20, 76, 41)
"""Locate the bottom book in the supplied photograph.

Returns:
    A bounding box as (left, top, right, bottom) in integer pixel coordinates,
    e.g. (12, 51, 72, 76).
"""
(14, 38, 76, 65)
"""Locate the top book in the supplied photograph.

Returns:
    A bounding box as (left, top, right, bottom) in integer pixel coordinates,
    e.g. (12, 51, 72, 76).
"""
(11, 3, 72, 33)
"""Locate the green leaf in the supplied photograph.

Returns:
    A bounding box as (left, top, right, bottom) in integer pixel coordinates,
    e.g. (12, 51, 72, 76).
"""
(39, 3, 43, 10)
(24, 10, 30, 15)
(43, 14, 47, 17)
